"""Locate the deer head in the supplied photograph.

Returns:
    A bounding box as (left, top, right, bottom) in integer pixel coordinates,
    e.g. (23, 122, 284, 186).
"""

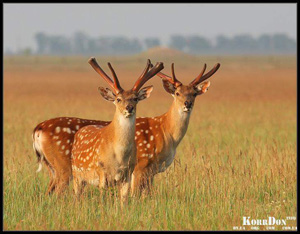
(88, 58, 164, 118)
(157, 63, 220, 113)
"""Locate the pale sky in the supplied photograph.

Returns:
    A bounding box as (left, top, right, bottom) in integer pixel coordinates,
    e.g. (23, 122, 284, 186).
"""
(4, 3, 297, 52)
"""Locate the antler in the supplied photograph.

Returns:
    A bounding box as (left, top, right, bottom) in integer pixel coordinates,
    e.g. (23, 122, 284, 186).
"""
(132, 60, 164, 92)
(189, 63, 220, 86)
(156, 63, 182, 87)
(88, 57, 123, 94)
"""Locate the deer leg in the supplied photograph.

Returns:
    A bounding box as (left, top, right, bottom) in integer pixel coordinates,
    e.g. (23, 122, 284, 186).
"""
(142, 175, 154, 197)
(130, 170, 144, 197)
(138, 167, 155, 197)
(97, 169, 107, 199)
(45, 165, 56, 195)
(120, 181, 130, 207)
(120, 174, 131, 207)
(73, 176, 85, 199)
(54, 168, 72, 195)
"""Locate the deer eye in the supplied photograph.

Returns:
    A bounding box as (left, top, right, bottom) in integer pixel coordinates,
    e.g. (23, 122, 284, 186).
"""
(193, 93, 197, 97)
(175, 92, 180, 96)
(133, 98, 138, 102)
(116, 98, 121, 103)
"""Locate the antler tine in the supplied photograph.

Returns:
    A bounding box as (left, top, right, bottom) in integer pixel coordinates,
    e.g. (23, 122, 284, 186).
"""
(156, 64, 182, 87)
(156, 70, 173, 81)
(107, 62, 123, 93)
(131, 59, 152, 92)
(189, 63, 207, 86)
(171, 63, 182, 87)
(132, 62, 164, 92)
(137, 59, 152, 81)
(88, 57, 118, 93)
(191, 63, 221, 86)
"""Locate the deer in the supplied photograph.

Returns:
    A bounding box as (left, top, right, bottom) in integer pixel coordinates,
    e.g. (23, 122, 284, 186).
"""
(130, 62, 220, 194)
(68, 58, 163, 203)
(32, 61, 220, 196)
(32, 59, 158, 195)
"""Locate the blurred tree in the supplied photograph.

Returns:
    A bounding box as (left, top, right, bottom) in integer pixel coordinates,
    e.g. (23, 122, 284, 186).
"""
(131, 38, 143, 54)
(232, 34, 258, 54)
(273, 33, 296, 53)
(87, 38, 102, 54)
(144, 37, 161, 49)
(48, 36, 71, 55)
(110, 36, 129, 54)
(35, 32, 48, 54)
(169, 35, 187, 51)
(257, 34, 273, 53)
(32, 32, 296, 55)
(216, 35, 232, 53)
(186, 35, 212, 54)
(72, 31, 89, 55)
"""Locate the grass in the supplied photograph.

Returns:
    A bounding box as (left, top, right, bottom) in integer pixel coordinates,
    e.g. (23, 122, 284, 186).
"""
(3, 53, 297, 230)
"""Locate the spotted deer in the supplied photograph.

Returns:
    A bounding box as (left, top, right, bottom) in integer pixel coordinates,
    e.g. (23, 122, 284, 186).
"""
(33, 61, 220, 196)
(130, 62, 220, 194)
(70, 58, 163, 203)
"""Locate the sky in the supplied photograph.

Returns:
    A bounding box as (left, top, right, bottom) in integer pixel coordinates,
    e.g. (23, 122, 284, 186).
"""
(3, 3, 297, 52)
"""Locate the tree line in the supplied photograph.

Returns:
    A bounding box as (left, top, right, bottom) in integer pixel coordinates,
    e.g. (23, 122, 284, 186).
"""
(16, 31, 297, 55)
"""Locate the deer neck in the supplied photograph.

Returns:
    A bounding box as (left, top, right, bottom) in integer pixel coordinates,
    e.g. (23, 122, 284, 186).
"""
(163, 100, 192, 146)
(110, 108, 136, 147)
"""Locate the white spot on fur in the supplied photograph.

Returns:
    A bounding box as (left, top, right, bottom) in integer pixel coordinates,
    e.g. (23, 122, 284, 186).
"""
(150, 135, 154, 141)
(55, 127, 61, 133)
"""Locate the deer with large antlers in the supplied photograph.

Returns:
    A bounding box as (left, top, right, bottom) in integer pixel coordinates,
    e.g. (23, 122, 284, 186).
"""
(130, 62, 220, 194)
(32, 61, 220, 196)
(70, 58, 163, 202)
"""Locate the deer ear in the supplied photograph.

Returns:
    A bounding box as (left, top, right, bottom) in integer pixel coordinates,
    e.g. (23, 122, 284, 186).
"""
(98, 87, 115, 102)
(137, 85, 153, 101)
(162, 78, 176, 94)
(195, 81, 211, 95)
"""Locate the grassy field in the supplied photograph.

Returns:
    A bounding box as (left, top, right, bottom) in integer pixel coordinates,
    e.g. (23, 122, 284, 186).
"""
(3, 52, 297, 230)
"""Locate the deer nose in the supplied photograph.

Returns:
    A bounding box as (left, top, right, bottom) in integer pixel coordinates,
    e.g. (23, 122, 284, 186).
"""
(126, 105, 134, 113)
(184, 101, 192, 108)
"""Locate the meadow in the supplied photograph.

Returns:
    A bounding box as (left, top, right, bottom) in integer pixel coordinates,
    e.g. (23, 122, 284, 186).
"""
(3, 50, 297, 230)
